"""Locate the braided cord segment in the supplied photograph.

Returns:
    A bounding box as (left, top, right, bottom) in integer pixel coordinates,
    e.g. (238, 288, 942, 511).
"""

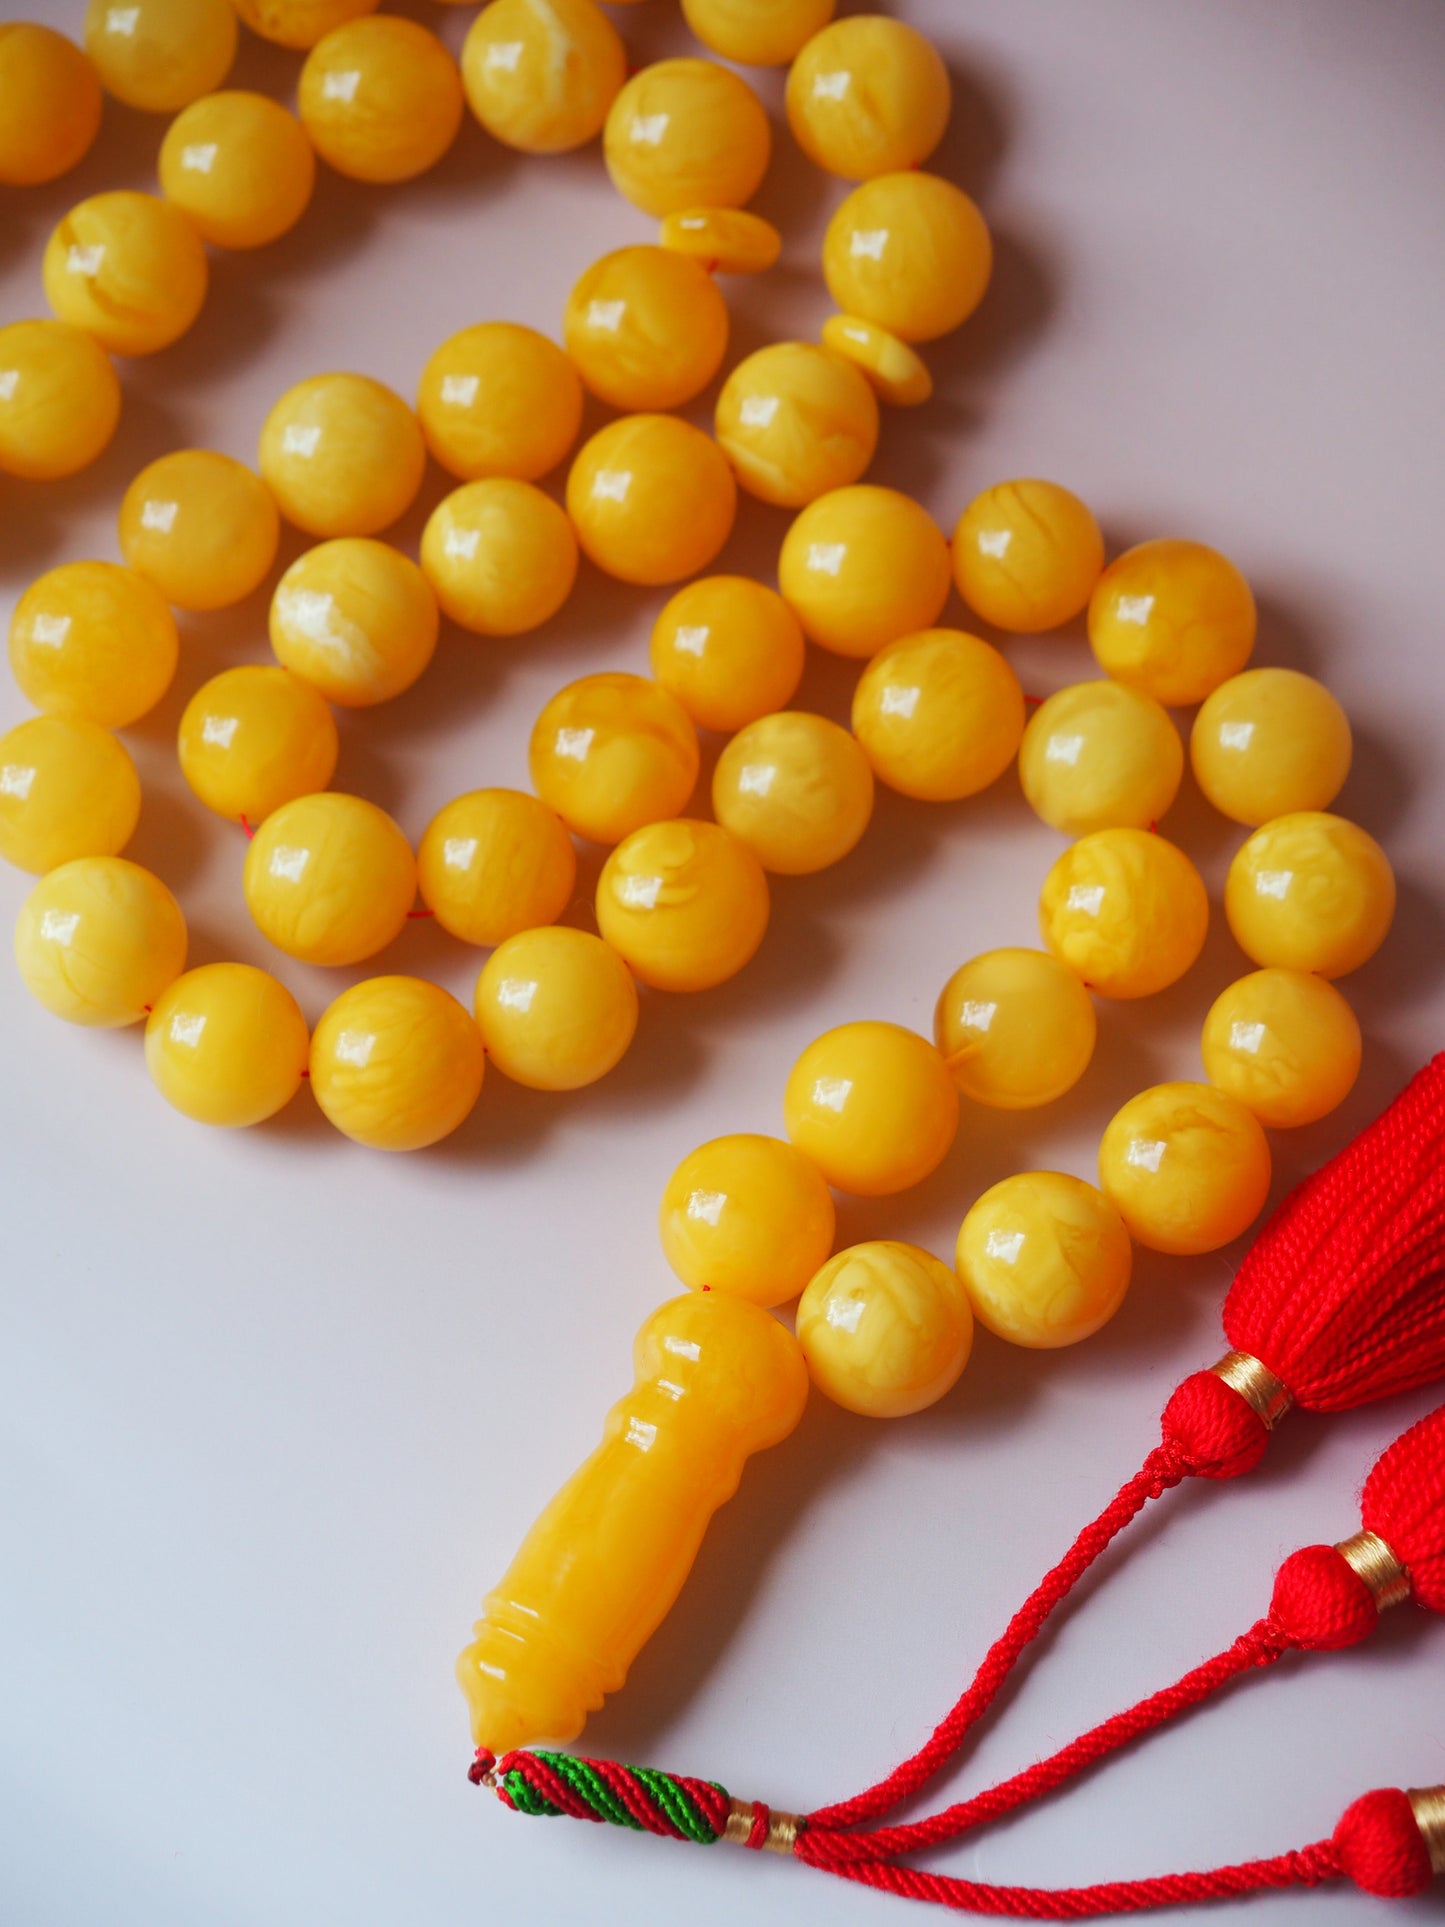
(480, 1749, 733, 1844)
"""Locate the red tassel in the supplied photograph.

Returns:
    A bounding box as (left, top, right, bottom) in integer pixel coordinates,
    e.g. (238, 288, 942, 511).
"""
(1363, 1401, 1445, 1611)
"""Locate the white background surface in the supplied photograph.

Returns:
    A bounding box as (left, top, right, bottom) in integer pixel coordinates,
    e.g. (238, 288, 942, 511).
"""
(3, 2, 1445, 1922)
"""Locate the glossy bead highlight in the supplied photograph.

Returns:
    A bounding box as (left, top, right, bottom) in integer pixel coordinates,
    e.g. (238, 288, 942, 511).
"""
(784, 1020, 958, 1196)
(1018, 680, 1184, 836)
(713, 711, 873, 875)
(269, 538, 438, 706)
(1192, 668, 1353, 826)
(178, 666, 339, 824)
(14, 857, 186, 1027)
(475, 927, 638, 1091)
(1098, 1081, 1272, 1256)
(243, 792, 417, 965)
(604, 59, 771, 217)
(715, 342, 879, 508)
(0, 717, 140, 875)
(934, 947, 1096, 1110)
(953, 479, 1104, 633)
(852, 628, 1024, 799)
(158, 92, 316, 250)
(120, 450, 280, 612)
(0, 321, 120, 481)
(797, 1242, 972, 1418)
(43, 192, 208, 358)
(1225, 811, 1395, 978)
(529, 673, 699, 846)
(259, 373, 426, 539)
(779, 485, 951, 659)
(596, 818, 769, 992)
(659, 1133, 836, 1307)
(1039, 828, 1209, 1000)
(1201, 968, 1362, 1128)
(146, 964, 309, 1127)
(956, 1173, 1131, 1349)
(1089, 539, 1256, 706)
(311, 976, 485, 1150)
(10, 562, 178, 729)
(417, 790, 576, 948)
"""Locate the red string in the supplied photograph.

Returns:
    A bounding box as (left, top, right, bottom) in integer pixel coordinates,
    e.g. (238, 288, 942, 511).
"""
(239, 814, 254, 841)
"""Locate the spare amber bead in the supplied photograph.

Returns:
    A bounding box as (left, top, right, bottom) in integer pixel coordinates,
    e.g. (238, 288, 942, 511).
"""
(819, 314, 931, 408)
(659, 207, 781, 275)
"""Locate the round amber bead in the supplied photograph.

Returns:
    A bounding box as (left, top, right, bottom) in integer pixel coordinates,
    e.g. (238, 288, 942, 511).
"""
(1018, 680, 1183, 836)
(0, 24, 102, 186)
(178, 665, 338, 824)
(596, 818, 768, 992)
(418, 323, 581, 485)
(231, 0, 379, 52)
(475, 926, 638, 1091)
(715, 341, 878, 509)
(14, 856, 186, 1027)
(44, 191, 208, 358)
(529, 672, 699, 845)
(146, 963, 309, 1127)
(269, 538, 438, 706)
(682, 0, 834, 66)
(300, 16, 462, 184)
(1099, 1081, 1272, 1256)
(259, 372, 426, 539)
(310, 975, 485, 1151)
(421, 480, 578, 637)
(786, 15, 949, 180)
(779, 484, 951, 660)
(244, 792, 416, 966)
(566, 414, 737, 587)
(953, 479, 1104, 633)
(120, 450, 280, 612)
(564, 246, 729, 413)
(1089, 539, 1255, 707)
(0, 320, 120, 481)
(823, 173, 991, 343)
(1224, 811, 1394, 978)
(852, 628, 1024, 799)
(659, 1132, 835, 1307)
(819, 314, 931, 407)
(461, 0, 624, 155)
(158, 92, 316, 250)
(956, 1172, 1131, 1350)
(0, 717, 140, 875)
(934, 947, 1096, 1110)
(417, 789, 576, 947)
(10, 561, 178, 729)
(1191, 668, 1352, 827)
(1202, 968, 1361, 1129)
(797, 1242, 972, 1418)
(784, 1020, 958, 1197)
(649, 575, 805, 733)
(604, 59, 771, 218)
(1040, 828, 1208, 1000)
(84, 0, 235, 114)
(713, 711, 873, 875)
(659, 207, 781, 274)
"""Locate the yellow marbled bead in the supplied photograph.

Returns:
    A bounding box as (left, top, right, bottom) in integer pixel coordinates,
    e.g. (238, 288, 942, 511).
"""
(934, 947, 1096, 1110)
(778, 485, 951, 660)
(14, 856, 186, 1027)
(596, 818, 768, 992)
(0, 717, 140, 875)
(178, 665, 339, 824)
(417, 789, 576, 947)
(819, 314, 931, 407)
(243, 792, 416, 966)
(566, 414, 737, 587)
(823, 173, 991, 344)
(1201, 968, 1361, 1128)
(604, 59, 771, 218)
(1040, 828, 1208, 1000)
(259, 373, 426, 539)
(461, 0, 624, 155)
(852, 627, 1024, 800)
(145, 963, 309, 1127)
(797, 1241, 972, 1418)
(418, 323, 582, 485)
(956, 1172, 1131, 1350)
(1191, 668, 1353, 827)
(421, 480, 578, 637)
(120, 449, 280, 612)
(529, 672, 699, 845)
(1099, 1081, 1272, 1256)
(713, 710, 873, 876)
(649, 575, 805, 734)
(300, 16, 462, 184)
(681, 0, 834, 66)
(158, 92, 316, 250)
(1089, 539, 1256, 707)
(565, 247, 729, 414)
(715, 342, 878, 509)
(310, 975, 485, 1150)
(1018, 680, 1183, 836)
(953, 479, 1105, 634)
(659, 207, 781, 274)
(0, 24, 102, 186)
(0, 320, 120, 482)
(659, 1133, 835, 1308)
(10, 561, 178, 729)
(232, 0, 379, 52)
(84, 0, 235, 114)
(269, 538, 438, 707)
(1224, 811, 1395, 979)
(786, 15, 949, 180)
(475, 926, 638, 1091)
(784, 1020, 958, 1197)
(43, 191, 208, 358)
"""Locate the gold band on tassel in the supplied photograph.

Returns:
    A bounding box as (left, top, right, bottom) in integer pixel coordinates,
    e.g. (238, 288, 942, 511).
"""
(1407, 1786, 1445, 1876)
(1210, 1350, 1293, 1429)
(725, 1799, 800, 1854)
(1336, 1529, 1413, 1610)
